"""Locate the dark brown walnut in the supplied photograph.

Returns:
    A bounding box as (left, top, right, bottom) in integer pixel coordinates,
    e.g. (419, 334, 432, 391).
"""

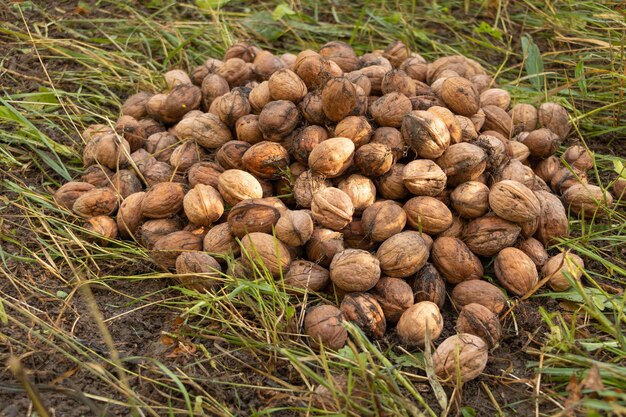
(435, 143, 487, 186)
(319, 41, 359, 72)
(370, 127, 406, 162)
(227, 198, 281, 238)
(202, 222, 239, 257)
(401, 110, 450, 159)
(139, 218, 182, 249)
(249, 81, 272, 113)
(480, 88, 511, 110)
(377, 231, 429, 278)
(183, 184, 224, 226)
(538, 102, 571, 140)
(175, 252, 222, 291)
(54, 182, 96, 210)
(122, 91, 152, 119)
(241, 141, 290, 180)
(306, 228, 344, 268)
(376, 163, 409, 200)
(84, 215, 118, 245)
(275, 210, 314, 247)
(402, 159, 447, 196)
(216, 58, 253, 87)
(82, 165, 113, 188)
(161, 84, 202, 124)
(293, 171, 332, 208)
(452, 280, 508, 314)
(116, 191, 145, 238)
(383, 41, 410, 68)
(283, 260, 329, 292)
(397, 301, 444, 347)
(516, 238, 549, 269)
(534, 190, 569, 246)
(517, 128, 561, 158)
(311, 187, 355, 231)
(293, 50, 334, 88)
(563, 183, 613, 218)
(427, 55, 486, 84)
(72, 188, 118, 218)
(144, 132, 178, 163)
(337, 175, 376, 214)
(370, 93, 414, 128)
(361, 200, 406, 242)
(241, 232, 291, 278)
(335, 116, 372, 148)
(292, 125, 328, 164)
(542, 252, 585, 292)
(110, 169, 142, 199)
(224, 42, 258, 62)
(217, 169, 263, 206)
(141, 182, 186, 219)
(400, 56, 428, 82)
(115, 115, 145, 152)
(489, 180, 541, 223)
(231, 116, 262, 146)
(354, 143, 394, 177)
(215, 141, 250, 170)
(432, 237, 483, 284)
(481, 105, 512, 138)
(456, 303, 502, 348)
(321, 77, 358, 122)
(258, 100, 300, 142)
(151, 231, 203, 271)
(360, 52, 392, 69)
(495, 247, 539, 296)
(169, 141, 206, 172)
(562, 145, 594, 172)
(330, 249, 381, 292)
(410, 263, 446, 308)
(463, 214, 521, 256)
(381, 69, 415, 96)
(433, 333, 488, 383)
(208, 88, 251, 127)
(550, 167, 586, 195)
(510, 103, 538, 133)
(173, 113, 232, 149)
(304, 304, 348, 350)
(268, 69, 307, 102)
(371, 277, 414, 323)
(427, 106, 463, 144)
(83, 133, 131, 169)
(251, 51, 284, 80)
(340, 292, 386, 339)
(440, 76, 480, 117)
(200, 73, 230, 110)
(191, 58, 223, 85)
(410, 95, 444, 111)
(472, 134, 506, 169)
(187, 162, 223, 189)
(360, 64, 389, 95)
(403, 196, 453, 235)
(340, 218, 374, 251)
(451, 181, 490, 219)
(520, 214, 540, 239)
(299, 91, 327, 125)
(308, 137, 355, 179)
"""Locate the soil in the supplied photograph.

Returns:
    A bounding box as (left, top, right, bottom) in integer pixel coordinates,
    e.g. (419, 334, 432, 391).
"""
(0, 1, 621, 416)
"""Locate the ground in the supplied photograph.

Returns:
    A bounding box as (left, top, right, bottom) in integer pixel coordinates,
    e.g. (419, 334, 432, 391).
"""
(1, 1, 625, 416)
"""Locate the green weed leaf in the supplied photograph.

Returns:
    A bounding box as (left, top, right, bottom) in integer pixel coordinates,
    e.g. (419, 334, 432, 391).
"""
(474, 21, 503, 40)
(271, 4, 295, 21)
(521, 34, 544, 91)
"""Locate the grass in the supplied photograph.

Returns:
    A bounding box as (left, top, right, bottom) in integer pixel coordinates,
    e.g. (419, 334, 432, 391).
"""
(1, 0, 625, 415)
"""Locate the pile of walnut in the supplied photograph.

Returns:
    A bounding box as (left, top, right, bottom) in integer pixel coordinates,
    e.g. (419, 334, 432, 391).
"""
(54, 41, 620, 384)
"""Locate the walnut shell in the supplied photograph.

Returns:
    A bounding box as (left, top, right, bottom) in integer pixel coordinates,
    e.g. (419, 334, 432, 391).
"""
(311, 187, 355, 231)
(510, 103, 537, 132)
(538, 102, 571, 140)
(241, 232, 291, 278)
(361, 200, 407, 242)
(321, 77, 358, 122)
(450, 181, 490, 219)
(340, 218, 374, 251)
(251, 51, 283, 80)
(82, 165, 113, 188)
(334, 116, 372, 148)
(248, 81, 272, 113)
(432, 237, 483, 284)
(203, 222, 239, 257)
(116, 191, 146, 238)
(54, 181, 96, 210)
(354, 143, 394, 177)
(227, 198, 281, 238)
(370, 127, 406, 162)
(208, 88, 250, 127)
(161, 84, 202, 123)
(462, 215, 521, 256)
(516, 238, 549, 269)
(304, 305, 348, 350)
(428, 106, 463, 144)
(481, 105, 512, 138)
(371, 277, 414, 323)
(433, 333, 488, 383)
(370, 93, 413, 128)
(273, 210, 314, 247)
(173, 113, 232, 149)
(517, 128, 561, 158)
(293, 171, 332, 208)
(306, 228, 344, 267)
(534, 190, 569, 246)
(216, 58, 253, 87)
(337, 175, 376, 214)
(435, 143, 487, 186)
(115, 115, 145, 152)
(397, 301, 444, 347)
(181, 184, 223, 226)
(144, 132, 178, 163)
(376, 231, 429, 278)
(494, 247, 538, 296)
(329, 249, 381, 292)
(403, 196, 453, 235)
(376, 163, 409, 200)
(402, 159, 447, 196)
(151, 231, 203, 271)
(456, 303, 501, 348)
(141, 182, 186, 219)
(489, 180, 541, 223)
(452, 280, 507, 314)
(200, 73, 229, 110)
(381, 69, 415, 96)
(308, 137, 355, 179)
(175, 252, 222, 291)
(122, 92, 152, 119)
(410, 263, 446, 308)
(440, 76, 480, 117)
(267, 69, 307, 103)
(562, 145, 593, 172)
(563, 183, 613, 219)
(83, 133, 130, 169)
(239, 141, 290, 180)
(217, 169, 264, 206)
(479, 88, 510, 110)
(258, 100, 300, 142)
(72, 187, 119, 218)
(292, 126, 328, 164)
(401, 110, 450, 159)
(84, 215, 118, 245)
(283, 260, 329, 292)
(542, 252, 585, 291)
(340, 292, 386, 339)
